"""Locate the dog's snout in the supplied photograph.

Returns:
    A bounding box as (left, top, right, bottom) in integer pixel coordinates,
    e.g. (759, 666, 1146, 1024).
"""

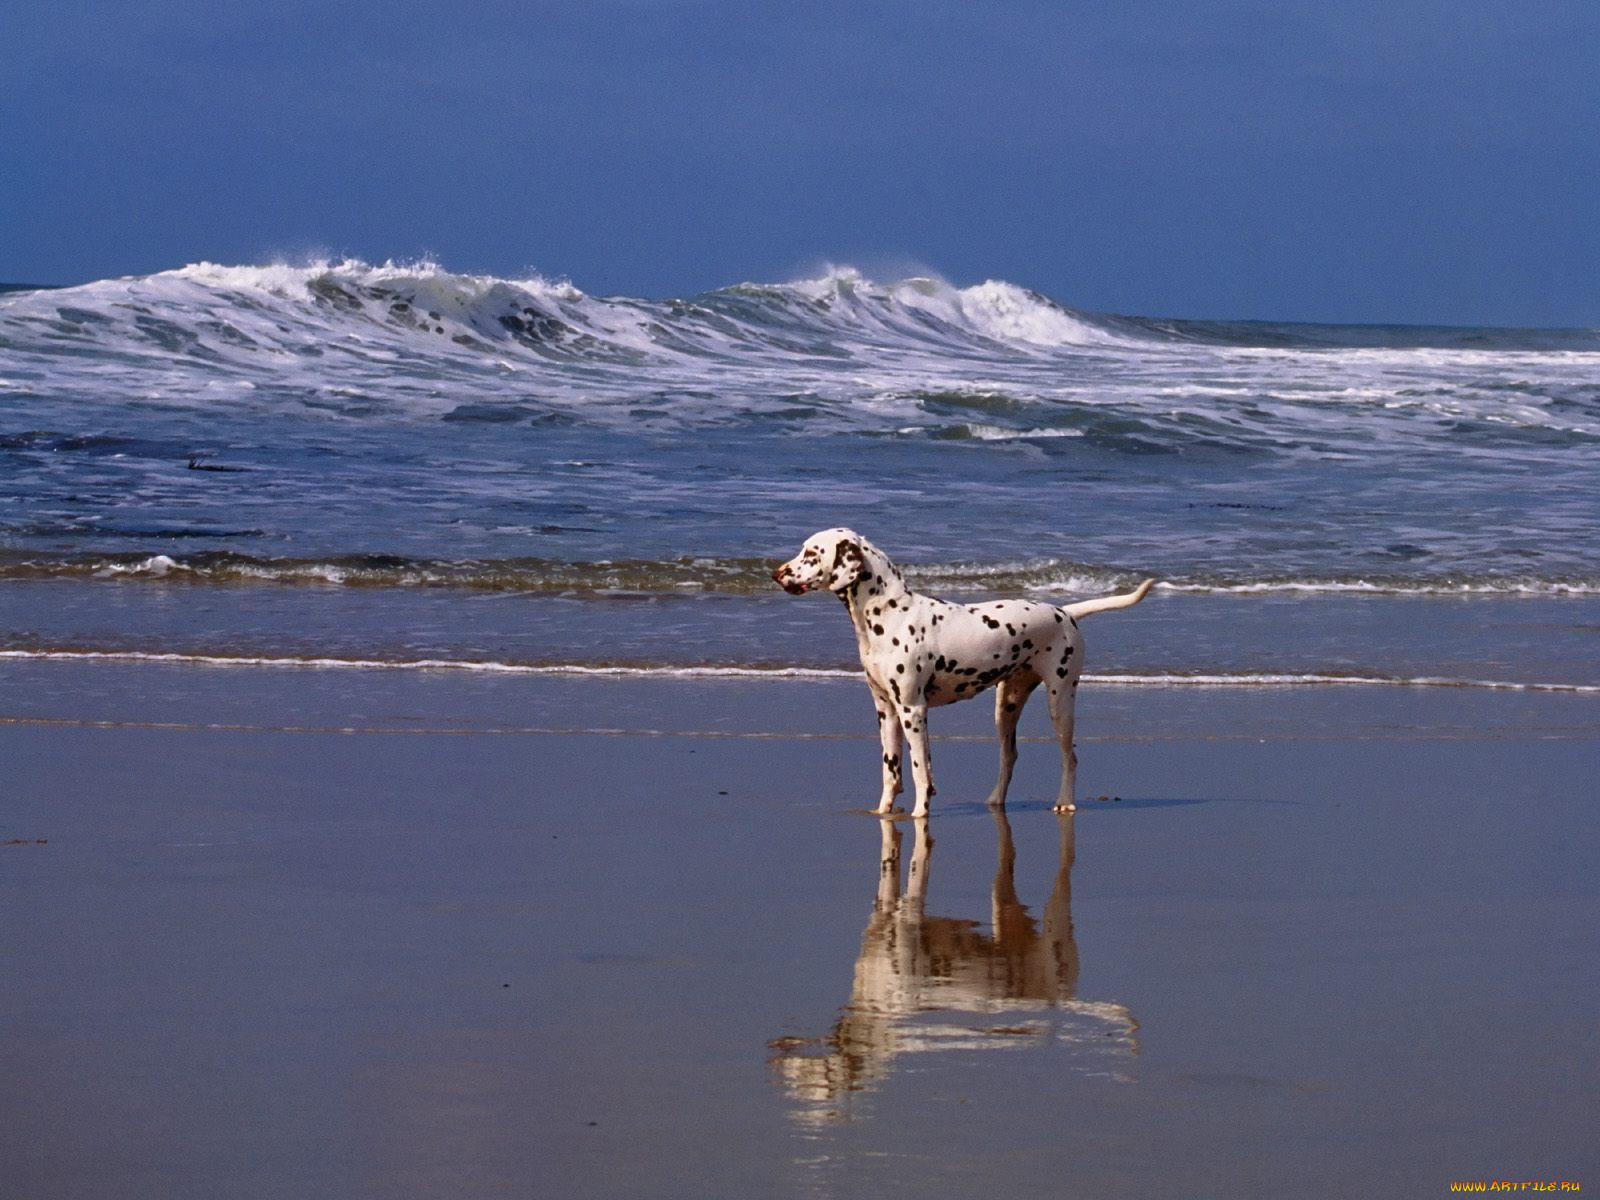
(773, 564, 810, 595)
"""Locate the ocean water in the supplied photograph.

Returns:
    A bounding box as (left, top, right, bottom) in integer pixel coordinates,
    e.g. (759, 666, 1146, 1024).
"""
(2, 260, 1597, 693)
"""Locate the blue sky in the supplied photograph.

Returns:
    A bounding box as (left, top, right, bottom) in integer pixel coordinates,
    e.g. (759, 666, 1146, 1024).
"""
(6, 0, 1597, 325)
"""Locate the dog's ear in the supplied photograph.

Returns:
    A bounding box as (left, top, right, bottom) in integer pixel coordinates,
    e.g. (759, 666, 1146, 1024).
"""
(826, 536, 866, 593)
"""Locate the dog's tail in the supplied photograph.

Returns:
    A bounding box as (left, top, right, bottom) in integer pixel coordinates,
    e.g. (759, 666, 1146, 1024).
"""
(1064, 578, 1157, 620)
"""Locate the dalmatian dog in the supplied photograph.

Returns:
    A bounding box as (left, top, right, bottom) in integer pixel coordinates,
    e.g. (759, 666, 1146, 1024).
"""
(772, 528, 1154, 817)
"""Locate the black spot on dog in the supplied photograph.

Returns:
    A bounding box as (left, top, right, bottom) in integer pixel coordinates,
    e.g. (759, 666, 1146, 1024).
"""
(873, 624, 884, 635)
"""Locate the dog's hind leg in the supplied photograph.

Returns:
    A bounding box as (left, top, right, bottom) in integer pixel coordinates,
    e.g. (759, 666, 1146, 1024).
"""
(986, 674, 1039, 808)
(1045, 677, 1080, 813)
(872, 693, 904, 814)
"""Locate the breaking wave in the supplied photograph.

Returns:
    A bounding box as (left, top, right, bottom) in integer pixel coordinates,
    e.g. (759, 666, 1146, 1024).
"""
(0, 258, 1127, 378)
(5, 259, 1598, 458)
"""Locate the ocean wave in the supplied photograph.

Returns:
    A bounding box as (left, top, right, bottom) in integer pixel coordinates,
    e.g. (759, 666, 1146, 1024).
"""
(1, 550, 1596, 598)
(0, 551, 792, 592)
(2, 647, 1595, 694)
(6, 259, 1600, 457)
(0, 259, 1128, 379)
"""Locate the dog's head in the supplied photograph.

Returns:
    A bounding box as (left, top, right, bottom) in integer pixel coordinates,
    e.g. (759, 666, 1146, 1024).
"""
(772, 528, 869, 596)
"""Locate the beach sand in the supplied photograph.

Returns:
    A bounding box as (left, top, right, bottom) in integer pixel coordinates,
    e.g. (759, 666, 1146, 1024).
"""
(4, 664, 1597, 1198)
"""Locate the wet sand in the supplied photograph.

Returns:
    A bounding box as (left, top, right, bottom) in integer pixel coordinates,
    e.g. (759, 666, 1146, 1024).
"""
(3, 666, 1598, 1198)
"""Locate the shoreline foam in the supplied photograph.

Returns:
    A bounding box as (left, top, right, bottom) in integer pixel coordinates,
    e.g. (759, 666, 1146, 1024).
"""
(3, 550, 1597, 597)
(4, 647, 1599, 693)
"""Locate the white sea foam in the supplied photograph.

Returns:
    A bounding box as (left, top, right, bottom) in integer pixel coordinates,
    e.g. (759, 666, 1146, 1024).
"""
(93, 554, 184, 578)
(2, 649, 1595, 692)
(1153, 578, 1600, 597)
(1087, 672, 1600, 693)
(960, 424, 1085, 441)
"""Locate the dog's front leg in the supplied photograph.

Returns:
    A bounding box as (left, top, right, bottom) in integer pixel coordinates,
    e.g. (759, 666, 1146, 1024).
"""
(872, 692, 904, 814)
(902, 703, 936, 818)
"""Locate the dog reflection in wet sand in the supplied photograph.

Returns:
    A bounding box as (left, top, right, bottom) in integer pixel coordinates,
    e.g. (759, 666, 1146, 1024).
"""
(769, 812, 1137, 1120)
